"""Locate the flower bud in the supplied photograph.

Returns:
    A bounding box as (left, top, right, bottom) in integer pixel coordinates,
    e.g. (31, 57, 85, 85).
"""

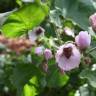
(89, 13, 96, 32)
(75, 31, 91, 49)
(84, 57, 91, 65)
(35, 46, 44, 56)
(55, 43, 81, 71)
(42, 63, 48, 72)
(44, 49, 52, 60)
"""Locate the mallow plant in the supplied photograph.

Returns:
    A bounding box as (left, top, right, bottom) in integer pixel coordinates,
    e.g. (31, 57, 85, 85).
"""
(0, 0, 96, 96)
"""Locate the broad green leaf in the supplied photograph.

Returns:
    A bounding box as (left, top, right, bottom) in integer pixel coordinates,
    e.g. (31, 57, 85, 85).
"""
(79, 69, 96, 88)
(75, 84, 95, 96)
(90, 51, 96, 60)
(87, 38, 96, 62)
(2, 2, 49, 37)
(11, 64, 44, 96)
(79, 85, 90, 96)
(23, 84, 37, 96)
(55, 0, 96, 30)
(46, 59, 69, 87)
(49, 8, 62, 27)
(47, 69, 69, 87)
(23, 76, 39, 96)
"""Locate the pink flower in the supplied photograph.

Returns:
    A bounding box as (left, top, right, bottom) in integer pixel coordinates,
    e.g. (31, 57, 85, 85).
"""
(35, 46, 44, 56)
(55, 43, 81, 71)
(89, 13, 96, 32)
(75, 31, 91, 49)
(44, 49, 52, 60)
(28, 27, 45, 43)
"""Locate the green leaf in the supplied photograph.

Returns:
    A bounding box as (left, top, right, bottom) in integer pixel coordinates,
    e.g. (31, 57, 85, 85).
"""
(49, 8, 62, 27)
(42, 22, 56, 37)
(23, 84, 37, 96)
(16, 0, 23, 6)
(47, 69, 69, 87)
(46, 59, 69, 87)
(23, 76, 39, 96)
(76, 84, 95, 96)
(87, 39, 96, 62)
(79, 69, 96, 88)
(2, 2, 49, 37)
(55, 0, 96, 30)
(79, 86, 90, 96)
(11, 64, 44, 96)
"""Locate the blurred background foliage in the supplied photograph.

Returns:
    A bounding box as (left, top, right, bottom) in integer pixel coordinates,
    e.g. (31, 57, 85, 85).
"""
(0, 0, 17, 12)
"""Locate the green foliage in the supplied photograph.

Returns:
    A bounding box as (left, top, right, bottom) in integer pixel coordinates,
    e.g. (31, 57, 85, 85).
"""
(78, 84, 96, 96)
(23, 76, 39, 96)
(23, 83, 37, 96)
(11, 64, 44, 96)
(50, 8, 62, 27)
(2, 2, 49, 37)
(0, 0, 96, 96)
(47, 69, 69, 87)
(0, 0, 17, 12)
(46, 59, 69, 87)
(54, 0, 96, 30)
(80, 69, 96, 88)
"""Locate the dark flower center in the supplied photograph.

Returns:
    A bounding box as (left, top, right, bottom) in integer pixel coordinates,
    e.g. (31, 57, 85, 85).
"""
(63, 47, 72, 59)
(35, 27, 43, 35)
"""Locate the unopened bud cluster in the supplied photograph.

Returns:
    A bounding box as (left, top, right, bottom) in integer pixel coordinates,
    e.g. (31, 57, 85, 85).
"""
(35, 47, 53, 61)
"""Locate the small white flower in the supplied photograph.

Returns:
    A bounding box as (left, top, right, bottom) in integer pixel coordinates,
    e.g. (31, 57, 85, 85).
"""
(64, 27, 75, 37)
(55, 43, 81, 71)
(91, 64, 96, 71)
